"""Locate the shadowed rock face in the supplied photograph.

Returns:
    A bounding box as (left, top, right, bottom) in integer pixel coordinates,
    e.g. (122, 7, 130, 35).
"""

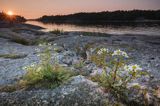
(0, 76, 107, 106)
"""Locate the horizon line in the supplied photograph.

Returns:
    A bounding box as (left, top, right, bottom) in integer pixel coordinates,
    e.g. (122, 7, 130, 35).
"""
(26, 9, 160, 19)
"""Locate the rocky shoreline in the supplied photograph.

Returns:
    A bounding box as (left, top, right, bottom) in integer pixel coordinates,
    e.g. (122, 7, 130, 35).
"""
(0, 23, 160, 105)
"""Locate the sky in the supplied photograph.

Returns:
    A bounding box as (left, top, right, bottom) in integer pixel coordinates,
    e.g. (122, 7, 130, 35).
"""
(1, 0, 160, 19)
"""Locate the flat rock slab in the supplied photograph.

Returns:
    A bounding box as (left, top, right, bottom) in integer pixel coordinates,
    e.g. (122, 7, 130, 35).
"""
(0, 76, 107, 106)
(0, 38, 39, 85)
(52, 33, 160, 80)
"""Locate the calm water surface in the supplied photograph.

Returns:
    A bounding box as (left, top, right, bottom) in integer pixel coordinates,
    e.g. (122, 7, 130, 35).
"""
(26, 21, 160, 36)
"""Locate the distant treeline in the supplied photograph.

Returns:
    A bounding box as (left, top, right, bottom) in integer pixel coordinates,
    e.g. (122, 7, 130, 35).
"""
(0, 12, 26, 23)
(38, 10, 160, 24)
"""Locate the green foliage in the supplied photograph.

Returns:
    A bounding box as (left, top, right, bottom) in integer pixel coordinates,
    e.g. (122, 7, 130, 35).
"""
(21, 63, 74, 89)
(82, 32, 92, 36)
(73, 59, 85, 69)
(90, 48, 148, 101)
(90, 48, 109, 67)
(21, 43, 74, 89)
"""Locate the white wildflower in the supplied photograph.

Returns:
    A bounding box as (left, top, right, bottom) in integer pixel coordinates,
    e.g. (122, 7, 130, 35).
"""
(37, 54, 41, 57)
(102, 48, 107, 52)
(39, 43, 47, 47)
(127, 83, 141, 88)
(124, 65, 129, 71)
(22, 66, 27, 70)
(124, 64, 142, 71)
(97, 50, 102, 55)
(53, 43, 57, 46)
(48, 46, 52, 50)
(90, 48, 95, 53)
(97, 48, 109, 55)
(128, 64, 142, 71)
(38, 44, 43, 47)
(112, 49, 129, 58)
(54, 48, 58, 51)
(48, 43, 52, 46)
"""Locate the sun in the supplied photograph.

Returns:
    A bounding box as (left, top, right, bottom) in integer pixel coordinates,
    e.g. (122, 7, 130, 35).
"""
(7, 11, 14, 16)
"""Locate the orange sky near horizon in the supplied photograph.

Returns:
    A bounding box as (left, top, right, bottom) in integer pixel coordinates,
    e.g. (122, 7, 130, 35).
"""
(1, 0, 160, 19)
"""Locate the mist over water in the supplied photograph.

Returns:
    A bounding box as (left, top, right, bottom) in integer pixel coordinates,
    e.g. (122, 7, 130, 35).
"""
(26, 21, 160, 36)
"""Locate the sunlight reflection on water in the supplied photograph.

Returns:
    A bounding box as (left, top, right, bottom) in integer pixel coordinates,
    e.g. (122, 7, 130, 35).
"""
(26, 21, 160, 36)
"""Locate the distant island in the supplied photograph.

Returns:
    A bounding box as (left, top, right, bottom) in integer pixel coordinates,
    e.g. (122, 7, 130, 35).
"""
(37, 10, 160, 24)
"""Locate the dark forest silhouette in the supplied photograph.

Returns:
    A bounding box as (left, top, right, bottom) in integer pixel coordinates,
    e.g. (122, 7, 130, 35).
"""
(0, 12, 26, 23)
(38, 10, 160, 24)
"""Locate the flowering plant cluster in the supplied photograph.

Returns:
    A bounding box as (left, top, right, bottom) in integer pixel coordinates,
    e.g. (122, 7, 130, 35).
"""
(112, 49, 129, 58)
(90, 48, 148, 100)
(97, 48, 109, 55)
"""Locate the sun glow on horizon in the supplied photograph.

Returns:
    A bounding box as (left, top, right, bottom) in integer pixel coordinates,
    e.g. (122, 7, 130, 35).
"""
(7, 11, 14, 16)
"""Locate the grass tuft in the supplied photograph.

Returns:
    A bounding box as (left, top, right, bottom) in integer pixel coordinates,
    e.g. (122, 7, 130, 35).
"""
(11, 37, 30, 45)
(21, 63, 74, 89)
(49, 29, 63, 35)
(0, 54, 27, 59)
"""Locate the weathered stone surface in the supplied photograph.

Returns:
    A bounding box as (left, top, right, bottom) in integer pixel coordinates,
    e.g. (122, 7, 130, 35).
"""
(0, 76, 107, 106)
(0, 24, 160, 106)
